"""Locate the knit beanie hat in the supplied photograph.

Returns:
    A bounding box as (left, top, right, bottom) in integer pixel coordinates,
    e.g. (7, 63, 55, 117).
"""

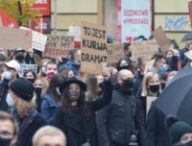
(169, 121, 192, 144)
(10, 78, 34, 101)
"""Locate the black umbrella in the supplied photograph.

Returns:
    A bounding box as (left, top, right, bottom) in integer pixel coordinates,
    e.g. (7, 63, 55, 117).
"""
(169, 64, 192, 84)
(155, 67, 192, 123)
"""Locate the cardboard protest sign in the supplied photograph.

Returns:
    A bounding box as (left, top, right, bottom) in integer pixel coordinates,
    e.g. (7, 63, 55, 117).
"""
(107, 43, 124, 63)
(189, 1, 192, 27)
(0, 27, 31, 50)
(20, 27, 48, 52)
(81, 22, 107, 75)
(20, 64, 38, 75)
(44, 35, 74, 58)
(152, 26, 171, 50)
(130, 40, 159, 61)
(0, 17, 2, 27)
(32, 31, 47, 52)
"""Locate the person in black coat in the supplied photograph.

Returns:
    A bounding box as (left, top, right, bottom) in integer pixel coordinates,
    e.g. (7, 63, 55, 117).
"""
(52, 71, 113, 146)
(9, 78, 47, 146)
(147, 105, 171, 146)
(96, 69, 146, 146)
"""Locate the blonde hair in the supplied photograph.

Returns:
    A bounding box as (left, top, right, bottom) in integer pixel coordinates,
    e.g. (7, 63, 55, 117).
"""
(33, 126, 66, 146)
(141, 72, 161, 97)
(16, 97, 35, 118)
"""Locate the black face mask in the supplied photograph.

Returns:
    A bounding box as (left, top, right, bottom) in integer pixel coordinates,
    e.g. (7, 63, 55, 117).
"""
(27, 78, 35, 84)
(35, 87, 42, 97)
(149, 84, 160, 93)
(119, 79, 134, 95)
(0, 137, 12, 146)
(16, 55, 24, 61)
(167, 57, 173, 64)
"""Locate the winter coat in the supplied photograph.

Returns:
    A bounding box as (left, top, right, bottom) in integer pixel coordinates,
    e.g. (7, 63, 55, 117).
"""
(96, 88, 146, 146)
(0, 80, 9, 112)
(52, 80, 113, 146)
(16, 111, 47, 146)
(133, 72, 144, 97)
(147, 105, 171, 146)
(40, 93, 60, 122)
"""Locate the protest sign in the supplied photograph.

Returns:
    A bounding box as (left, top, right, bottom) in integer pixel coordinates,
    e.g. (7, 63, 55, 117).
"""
(44, 35, 74, 58)
(32, 31, 47, 52)
(0, 27, 31, 50)
(20, 26, 48, 52)
(81, 22, 107, 75)
(20, 64, 38, 75)
(189, 1, 192, 27)
(152, 26, 171, 50)
(117, 0, 152, 42)
(107, 43, 124, 63)
(130, 40, 159, 61)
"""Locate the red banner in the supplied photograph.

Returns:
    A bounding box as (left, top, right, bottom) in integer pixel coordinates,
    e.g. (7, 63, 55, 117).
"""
(29, 17, 51, 34)
(0, 11, 19, 28)
(31, 0, 51, 16)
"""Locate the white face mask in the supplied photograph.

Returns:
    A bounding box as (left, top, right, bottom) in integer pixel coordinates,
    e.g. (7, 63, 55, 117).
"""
(2, 71, 12, 80)
(41, 66, 46, 74)
(6, 93, 15, 107)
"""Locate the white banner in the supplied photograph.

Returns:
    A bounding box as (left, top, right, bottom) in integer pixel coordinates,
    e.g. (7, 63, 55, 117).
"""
(118, 0, 152, 42)
(32, 31, 47, 52)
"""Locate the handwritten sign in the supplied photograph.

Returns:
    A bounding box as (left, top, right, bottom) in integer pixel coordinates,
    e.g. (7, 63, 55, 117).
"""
(130, 40, 159, 61)
(44, 35, 74, 58)
(81, 22, 107, 75)
(0, 27, 31, 50)
(107, 43, 124, 63)
(152, 26, 171, 50)
(32, 31, 47, 52)
(20, 64, 38, 75)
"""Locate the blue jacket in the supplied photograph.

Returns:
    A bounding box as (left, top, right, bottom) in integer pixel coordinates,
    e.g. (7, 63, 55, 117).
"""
(59, 60, 80, 75)
(40, 93, 60, 122)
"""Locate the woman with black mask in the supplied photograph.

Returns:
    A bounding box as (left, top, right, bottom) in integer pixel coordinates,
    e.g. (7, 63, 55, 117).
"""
(141, 72, 161, 115)
(24, 70, 37, 84)
(33, 78, 49, 112)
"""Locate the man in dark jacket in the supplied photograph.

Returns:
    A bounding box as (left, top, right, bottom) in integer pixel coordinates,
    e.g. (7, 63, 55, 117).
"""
(97, 69, 145, 146)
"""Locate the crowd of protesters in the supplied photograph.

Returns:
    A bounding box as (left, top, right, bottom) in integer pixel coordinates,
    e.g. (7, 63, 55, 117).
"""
(1, 34, 192, 146)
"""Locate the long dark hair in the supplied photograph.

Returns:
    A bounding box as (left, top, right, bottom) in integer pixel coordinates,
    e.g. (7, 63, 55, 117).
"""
(61, 86, 91, 118)
(49, 73, 65, 101)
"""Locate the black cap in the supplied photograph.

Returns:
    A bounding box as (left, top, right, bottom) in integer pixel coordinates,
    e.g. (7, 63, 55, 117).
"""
(10, 78, 34, 101)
